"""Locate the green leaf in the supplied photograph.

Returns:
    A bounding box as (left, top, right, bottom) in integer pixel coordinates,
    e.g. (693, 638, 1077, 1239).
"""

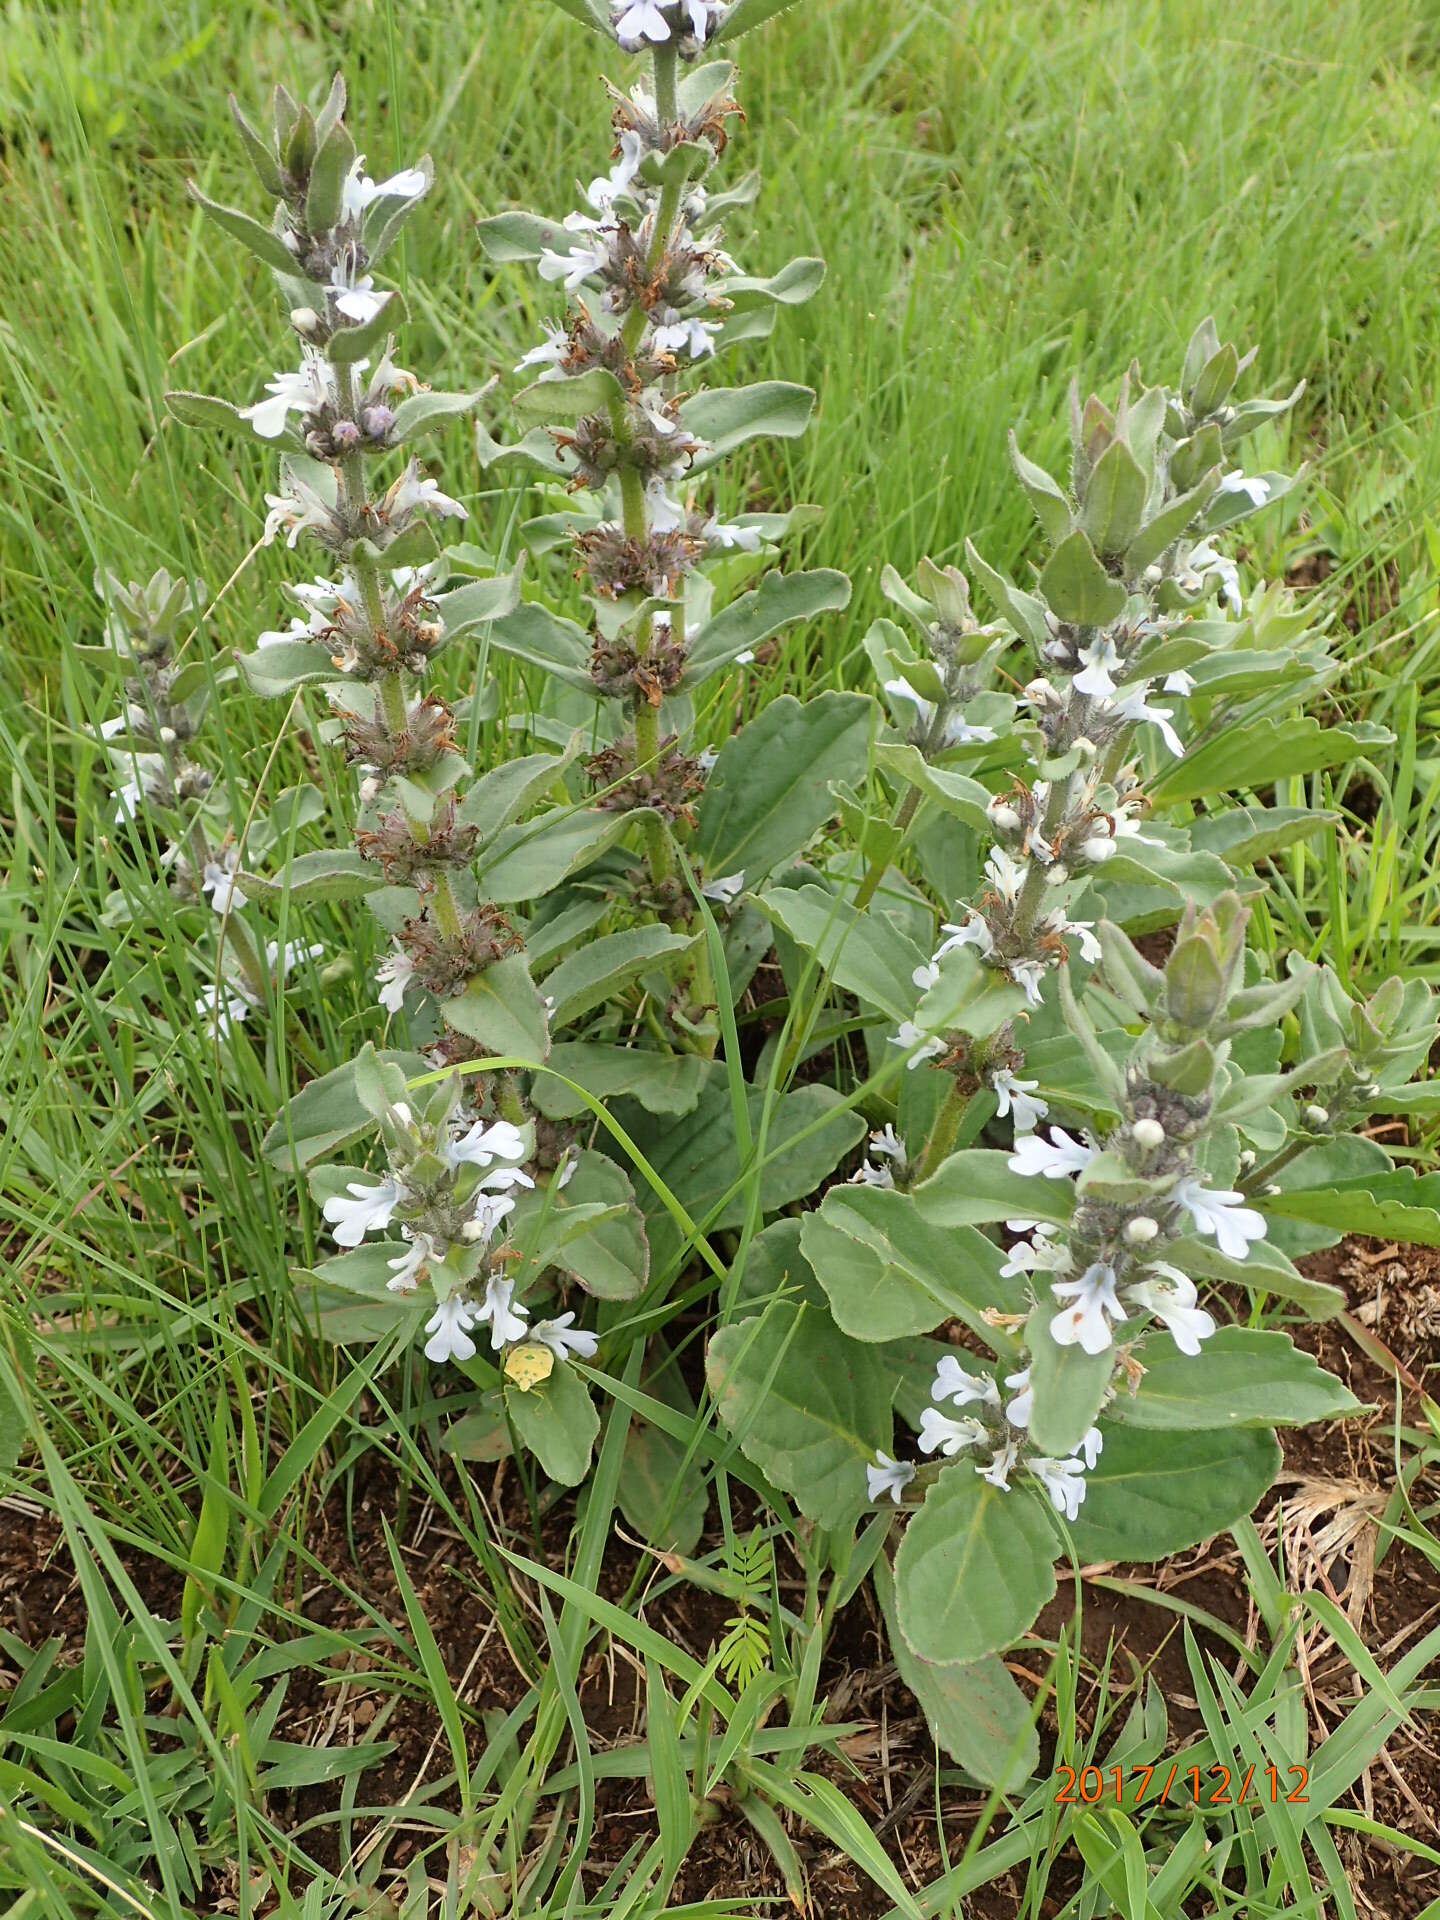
(754, 882, 929, 1023)
(327, 290, 408, 365)
(475, 208, 573, 262)
(1149, 719, 1392, 807)
(721, 255, 827, 309)
(187, 184, 299, 273)
(617, 1416, 707, 1556)
(1123, 470, 1221, 574)
(1037, 528, 1129, 627)
(872, 743, 995, 834)
(1080, 440, 1149, 559)
(1260, 1169, 1440, 1248)
(455, 742, 577, 840)
(698, 691, 873, 878)
(305, 115, 354, 232)
(486, 600, 595, 692)
(1189, 805, 1339, 867)
(894, 1472, 1058, 1664)
(521, 1153, 648, 1299)
(261, 1051, 429, 1171)
(238, 849, 377, 903)
(913, 1149, 1075, 1228)
(1068, 1426, 1281, 1562)
(1026, 1305, 1113, 1456)
(708, 1301, 894, 1531)
(714, 0, 802, 38)
(532, 1043, 710, 1122)
(873, 1559, 1038, 1789)
(441, 954, 550, 1060)
(165, 390, 246, 433)
(505, 1362, 600, 1486)
(1116, 1327, 1359, 1430)
(1172, 1234, 1346, 1320)
(799, 1186, 1023, 1343)
(542, 925, 696, 1028)
(513, 365, 627, 420)
(1009, 435, 1072, 544)
(389, 387, 489, 442)
(479, 807, 638, 902)
(235, 641, 342, 697)
(680, 382, 815, 470)
(684, 569, 852, 684)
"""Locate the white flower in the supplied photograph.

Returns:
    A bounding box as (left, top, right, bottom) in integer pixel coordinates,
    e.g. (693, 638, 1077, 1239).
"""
(423, 1295, 479, 1366)
(976, 1440, 1019, 1490)
(652, 312, 720, 359)
(588, 129, 646, 210)
(1172, 1178, 1267, 1261)
(681, 0, 719, 35)
(475, 1272, 529, 1350)
(1009, 959, 1049, 1008)
(1049, 1260, 1126, 1355)
(376, 947, 416, 1014)
(1004, 1368, 1034, 1429)
(985, 847, 1028, 904)
(201, 845, 246, 915)
(614, 0, 671, 43)
(257, 614, 321, 650)
(324, 1176, 402, 1247)
(1031, 1454, 1089, 1520)
(932, 913, 994, 963)
(327, 253, 391, 324)
(1218, 472, 1271, 507)
(1060, 918, 1102, 965)
(462, 1193, 519, 1247)
(1073, 634, 1124, 699)
(111, 757, 164, 821)
(917, 1408, 987, 1458)
(702, 871, 746, 905)
(704, 516, 764, 552)
(447, 1118, 534, 1185)
(267, 939, 324, 979)
(883, 680, 996, 747)
(385, 1229, 438, 1294)
(1108, 685, 1184, 758)
(851, 1158, 895, 1189)
(387, 466, 468, 524)
(538, 242, 609, 290)
(644, 479, 687, 532)
(931, 1354, 1001, 1411)
(515, 320, 569, 379)
(991, 1068, 1048, 1134)
(240, 354, 328, 440)
(1163, 668, 1198, 695)
(1076, 1426, 1104, 1470)
(342, 156, 428, 223)
(891, 1021, 946, 1069)
(868, 1124, 906, 1163)
(999, 1230, 1070, 1279)
(194, 983, 252, 1038)
(1125, 1262, 1216, 1356)
(912, 961, 941, 993)
(531, 1312, 600, 1362)
(1008, 1125, 1096, 1180)
(262, 475, 335, 548)
(1181, 541, 1243, 614)
(866, 1452, 915, 1505)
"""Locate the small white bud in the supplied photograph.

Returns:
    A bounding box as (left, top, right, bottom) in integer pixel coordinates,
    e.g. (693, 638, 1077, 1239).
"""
(359, 775, 382, 804)
(1082, 836, 1117, 864)
(1143, 563, 1163, 585)
(291, 306, 321, 335)
(460, 1219, 487, 1243)
(1238, 1149, 1256, 1171)
(159, 726, 178, 744)
(1125, 1215, 1160, 1245)
(988, 802, 1022, 834)
(1131, 1118, 1165, 1150)
(1304, 1104, 1330, 1128)
(1264, 1183, 1283, 1196)
(1044, 861, 1070, 886)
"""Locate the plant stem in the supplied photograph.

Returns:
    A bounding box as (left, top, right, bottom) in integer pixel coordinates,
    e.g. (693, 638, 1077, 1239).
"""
(916, 1076, 969, 1181)
(433, 870, 465, 940)
(853, 788, 920, 914)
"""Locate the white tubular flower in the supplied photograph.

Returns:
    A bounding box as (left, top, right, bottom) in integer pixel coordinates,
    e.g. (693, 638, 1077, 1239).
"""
(385, 1229, 438, 1294)
(1049, 1260, 1126, 1355)
(681, 0, 721, 35)
(891, 1021, 946, 1069)
(977, 1439, 1020, 1490)
(194, 983, 253, 1038)
(262, 474, 335, 548)
(652, 312, 720, 359)
(111, 756, 165, 821)
(1163, 667, 1198, 694)
(588, 129, 646, 209)
(1107, 685, 1184, 758)
(462, 1193, 519, 1247)
(866, 1452, 915, 1505)
(1009, 960, 1048, 1010)
(985, 847, 1028, 904)
(704, 516, 764, 552)
(999, 1230, 1070, 1279)
(1030, 1454, 1089, 1521)
(933, 913, 994, 963)
(240, 354, 328, 440)
(1062, 918, 1102, 965)
(376, 947, 416, 1014)
(515, 320, 569, 379)
(257, 614, 321, 650)
(912, 961, 941, 993)
(386, 465, 468, 525)
(850, 1120, 908, 1189)
(702, 871, 746, 905)
(267, 939, 325, 979)
(201, 845, 246, 915)
(1125, 1262, 1217, 1356)
(475, 1272, 529, 1351)
(538, 242, 608, 290)
(991, 1068, 1048, 1134)
(851, 1158, 894, 1190)
(1004, 1368, 1034, 1429)
(1172, 1178, 1267, 1260)
(327, 254, 390, 325)
(614, 0, 671, 44)
(1073, 634, 1124, 698)
(882, 679, 995, 747)
(342, 156, 428, 223)
(447, 1118, 529, 1168)
(644, 479, 688, 532)
(1008, 1125, 1096, 1180)
(532, 1313, 600, 1361)
(917, 1408, 987, 1458)
(931, 1354, 1002, 1411)
(423, 1295, 479, 1366)
(1076, 1426, 1104, 1470)
(323, 1176, 402, 1247)
(1218, 471, 1271, 507)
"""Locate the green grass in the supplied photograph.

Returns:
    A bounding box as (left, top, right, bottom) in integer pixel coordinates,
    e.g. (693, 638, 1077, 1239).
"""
(3, 0, 1440, 1913)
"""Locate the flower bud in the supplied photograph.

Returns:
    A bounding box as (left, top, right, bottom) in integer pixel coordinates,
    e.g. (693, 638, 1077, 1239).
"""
(1125, 1215, 1159, 1244)
(291, 306, 321, 335)
(987, 800, 1022, 835)
(460, 1219, 487, 1242)
(1238, 1148, 1256, 1171)
(1045, 861, 1069, 886)
(1081, 836, 1117, 863)
(1131, 1118, 1165, 1150)
(1304, 1104, 1329, 1128)
(159, 726, 178, 744)
(332, 419, 362, 451)
(359, 775, 382, 804)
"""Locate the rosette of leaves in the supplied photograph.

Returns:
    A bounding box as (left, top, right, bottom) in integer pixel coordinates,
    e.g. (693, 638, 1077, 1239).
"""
(705, 327, 1440, 1781)
(473, 0, 853, 1062)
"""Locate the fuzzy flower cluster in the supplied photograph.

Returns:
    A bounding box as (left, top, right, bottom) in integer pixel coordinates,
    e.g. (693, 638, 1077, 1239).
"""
(322, 1100, 594, 1370)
